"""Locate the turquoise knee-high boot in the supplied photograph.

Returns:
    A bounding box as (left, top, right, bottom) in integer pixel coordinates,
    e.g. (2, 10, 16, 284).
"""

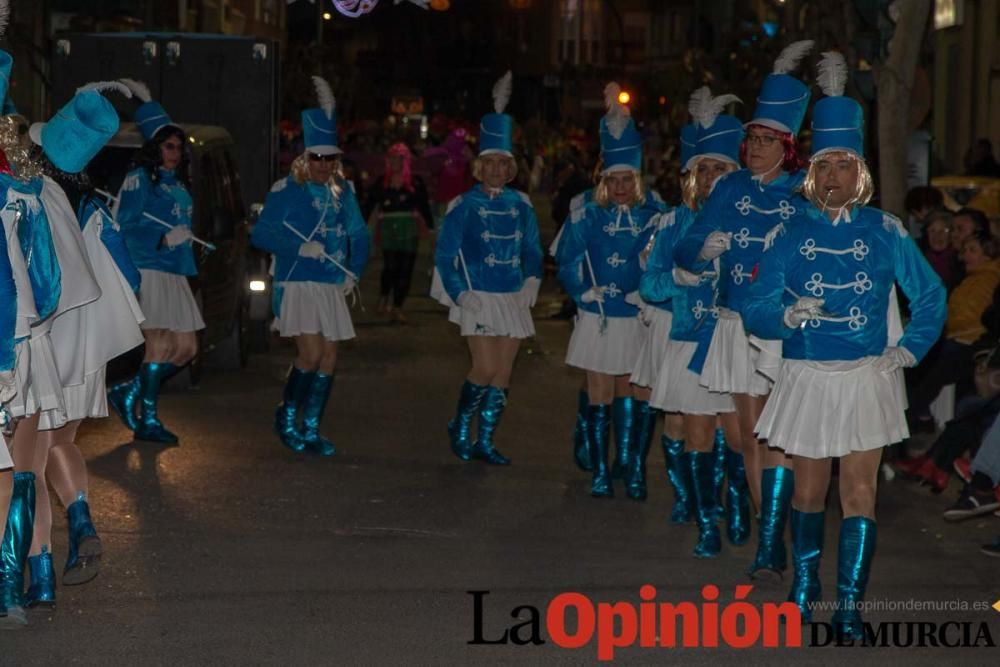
(831, 516, 877, 640)
(572, 389, 592, 471)
(588, 405, 613, 498)
(662, 436, 693, 523)
(688, 451, 721, 558)
(301, 371, 335, 456)
(133, 362, 179, 444)
(0, 472, 36, 627)
(610, 396, 635, 479)
(107, 376, 139, 431)
(748, 466, 794, 580)
(63, 498, 102, 585)
(712, 427, 727, 518)
(788, 509, 825, 623)
(273, 366, 311, 453)
(472, 386, 511, 465)
(725, 448, 751, 545)
(24, 548, 56, 609)
(448, 380, 488, 461)
(625, 400, 657, 500)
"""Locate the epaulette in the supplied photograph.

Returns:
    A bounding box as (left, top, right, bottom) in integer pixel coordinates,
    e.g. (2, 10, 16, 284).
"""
(445, 195, 464, 215)
(881, 211, 908, 237)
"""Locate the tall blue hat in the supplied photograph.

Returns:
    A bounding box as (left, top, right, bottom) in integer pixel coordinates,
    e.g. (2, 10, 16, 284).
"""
(679, 123, 697, 172)
(811, 52, 864, 158)
(479, 71, 513, 157)
(302, 75, 341, 156)
(29, 81, 129, 174)
(600, 82, 642, 173)
(120, 78, 181, 142)
(750, 40, 814, 135)
(689, 87, 743, 168)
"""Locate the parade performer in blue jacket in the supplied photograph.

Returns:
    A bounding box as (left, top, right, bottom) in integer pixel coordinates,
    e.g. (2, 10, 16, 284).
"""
(558, 83, 666, 497)
(743, 52, 946, 639)
(18, 82, 145, 609)
(674, 40, 814, 579)
(644, 88, 745, 555)
(107, 79, 203, 444)
(252, 75, 369, 456)
(433, 72, 543, 466)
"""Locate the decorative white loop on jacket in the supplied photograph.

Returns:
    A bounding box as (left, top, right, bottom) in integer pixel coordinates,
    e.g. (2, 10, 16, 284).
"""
(602, 205, 644, 237)
(733, 227, 767, 249)
(799, 238, 869, 261)
(477, 206, 519, 219)
(606, 252, 627, 268)
(809, 306, 868, 331)
(691, 300, 720, 320)
(484, 253, 520, 268)
(603, 282, 623, 298)
(734, 195, 796, 220)
(804, 271, 873, 297)
(730, 263, 753, 285)
(480, 229, 523, 243)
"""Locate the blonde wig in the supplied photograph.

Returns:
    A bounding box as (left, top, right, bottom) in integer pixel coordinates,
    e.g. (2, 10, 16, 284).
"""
(291, 152, 344, 199)
(801, 152, 874, 211)
(471, 154, 518, 184)
(594, 169, 645, 208)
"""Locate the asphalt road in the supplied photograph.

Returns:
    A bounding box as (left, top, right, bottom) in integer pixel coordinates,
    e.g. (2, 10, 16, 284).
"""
(4, 247, 1000, 666)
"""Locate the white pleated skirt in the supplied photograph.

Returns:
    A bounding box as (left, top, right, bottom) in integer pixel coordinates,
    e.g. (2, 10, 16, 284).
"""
(273, 281, 356, 342)
(0, 433, 11, 470)
(650, 339, 735, 415)
(629, 307, 673, 388)
(8, 335, 67, 428)
(447, 291, 535, 339)
(566, 311, 645, 375)
(700, 308, 774, 396)
(756, 357, 908, 459)
(47, 368, 109, 427)
(138, 269, 205, 332)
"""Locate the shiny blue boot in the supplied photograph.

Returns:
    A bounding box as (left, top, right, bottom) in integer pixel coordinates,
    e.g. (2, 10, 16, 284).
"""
(831, 517, 877, 641)
(712, 428, 727, 520)
(748, 467, 794, 581)
(625, 400, 656, 500)
(448, 380, 488, 461)
(25, 548, 56, 609)
(301, 372, 335, 456)
(588, 405, 613, 497)
(662, 436, 693, 523)
(788, 509, 824, 624)
(274, 366, 310, 453)
(611, 396, 635, 479)
(0, 472, 36, 628)
(63, 498, 102, 586)
(107, 376, 139, 431)
(689, 451, 721, 558)
(725, 448, 751, 545)
(133, 363, 179, 444)
(572, 390, 592, 471)
(471, 387, 511, 465)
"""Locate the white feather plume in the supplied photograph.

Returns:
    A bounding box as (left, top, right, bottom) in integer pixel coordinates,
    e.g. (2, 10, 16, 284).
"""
(311, 75, 336, 120)
(119, 78, 151, 103)
(0, 0, 9, 39)
(77, 80, 133, 99)
(492, 70, 512, 114)
(689, 86, 742, 129)
(817, 51, 848, 97)
(603, 81, 630, 140)
(773, 39, 814, 75)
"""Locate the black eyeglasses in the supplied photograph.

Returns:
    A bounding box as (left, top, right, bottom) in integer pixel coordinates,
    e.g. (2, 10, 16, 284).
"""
(308, 153, 339, 162)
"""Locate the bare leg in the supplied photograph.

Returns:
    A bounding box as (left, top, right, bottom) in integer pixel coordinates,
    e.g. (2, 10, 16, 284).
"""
(733, 393, 765, 511)
(838, 449, 882, 519)
(294, 333, 325, 372)
(792, 456, 832, 513)
(44, 421, 87, 508)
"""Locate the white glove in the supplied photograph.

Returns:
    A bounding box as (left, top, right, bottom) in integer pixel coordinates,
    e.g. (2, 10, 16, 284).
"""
(624, 291, 642, 306)
(697, 231, 732, 261)
(340, 278, 356, 296)
(457, 291, 482, 313)
(672, 266, 702, 287)
(0, 371, 15, 405)
(873, 346, 917, 374)
(638, 304, 654, 327)
(581, 287, 605, 304)
(164, 226, 193, 248)
(298, 241, 325, 259)
(518, 277, 541, 308)
(783, 297, 825, 328)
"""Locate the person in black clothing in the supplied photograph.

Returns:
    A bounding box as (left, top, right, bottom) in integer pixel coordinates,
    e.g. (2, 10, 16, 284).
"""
(363, 142, 434, 323)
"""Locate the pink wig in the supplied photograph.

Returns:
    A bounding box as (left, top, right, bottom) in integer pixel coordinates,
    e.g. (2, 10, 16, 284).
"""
(384, 142, 414, 192)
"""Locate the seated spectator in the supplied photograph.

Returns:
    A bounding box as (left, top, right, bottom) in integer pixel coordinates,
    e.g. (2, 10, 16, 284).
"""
(922, 210, 962, 292)
(942, 410, 1000, 520)
(908, 230, 1000, 431)
(951, 207, 990, 254)
(905, 185, 944, 240)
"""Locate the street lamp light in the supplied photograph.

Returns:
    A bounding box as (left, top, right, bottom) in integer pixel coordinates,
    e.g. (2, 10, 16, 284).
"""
(617, 90, 631, 105)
